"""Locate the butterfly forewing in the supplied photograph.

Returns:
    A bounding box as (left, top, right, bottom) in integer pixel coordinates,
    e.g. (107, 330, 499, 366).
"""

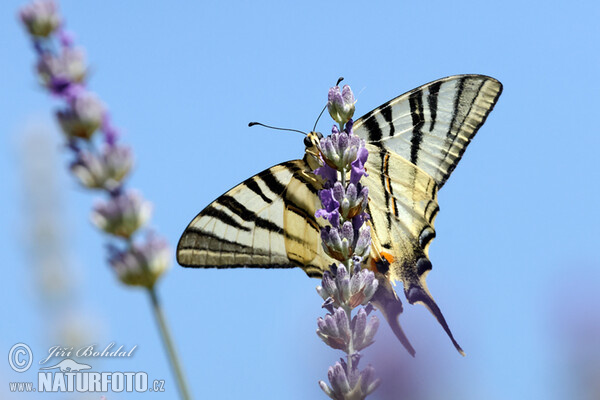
(354, 75, 502, 188)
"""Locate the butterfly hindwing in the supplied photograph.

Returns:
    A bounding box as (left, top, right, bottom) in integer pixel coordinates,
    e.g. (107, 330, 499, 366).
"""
(177, 160, 330, 277)
(351, 75, 502, 354)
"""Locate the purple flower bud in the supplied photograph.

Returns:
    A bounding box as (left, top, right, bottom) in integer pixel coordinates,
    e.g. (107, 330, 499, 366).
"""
(335, 308, 351, 342)
(328, 362, 351, 395)
(352, 307, 379, 351)
(360, 271, 378, 302)
(108, 234, 171, 288)
(37, 47, 87, 94)
(314, 161, 338, 186)
(316, 188, 340, 217)
(346, 268, 379, 308)
(19, 0, 61, 38)
(91, 190, 152, 238)
(360, 365, 380, 396)
(322, 227, 349, 262)
(344, 119, 354, 134)
(336, 132, 349, 156)
(350, 147, 369, 185)
(316, 309, 349, 351)
(318, 270, 339, 302)
(318, 380, 335, 399)
(56, 91, 105, 140)
(327, 85, 355, 125)
(354, 225, 371, 259)
(336, 265, 350, 304)
(70, 144, 133, 190)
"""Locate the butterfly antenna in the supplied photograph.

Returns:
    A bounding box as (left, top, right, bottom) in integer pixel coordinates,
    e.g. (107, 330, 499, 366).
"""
(312, 77, 344, 132)
(312, 105, 327, 132)
(248, 122, 307, 136)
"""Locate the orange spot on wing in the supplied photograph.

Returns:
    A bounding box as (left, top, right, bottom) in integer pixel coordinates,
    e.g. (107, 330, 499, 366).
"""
(369, 251, 395, 272)
(381, 252, 395, 264)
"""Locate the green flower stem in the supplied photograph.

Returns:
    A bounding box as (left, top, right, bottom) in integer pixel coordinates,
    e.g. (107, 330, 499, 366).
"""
(147, 286, 192, 400)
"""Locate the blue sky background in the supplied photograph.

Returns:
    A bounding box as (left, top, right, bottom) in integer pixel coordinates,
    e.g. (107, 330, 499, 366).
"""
(1, 1, 599, 399)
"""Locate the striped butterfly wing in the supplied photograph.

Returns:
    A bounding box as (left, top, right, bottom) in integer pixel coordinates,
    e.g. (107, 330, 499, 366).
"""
(177, 160, 331, 277)
(355, 75, 503, 354)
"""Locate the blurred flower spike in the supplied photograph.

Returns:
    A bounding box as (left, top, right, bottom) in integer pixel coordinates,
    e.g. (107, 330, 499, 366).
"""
(20, 3, 190, 398)
(315, 84, 380, 399)
(19, 0, 61, 37)
(19, 0, 171, 289)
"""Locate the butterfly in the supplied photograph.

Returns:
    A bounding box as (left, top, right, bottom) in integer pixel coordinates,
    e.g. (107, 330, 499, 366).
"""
(177, 75, 502, 356)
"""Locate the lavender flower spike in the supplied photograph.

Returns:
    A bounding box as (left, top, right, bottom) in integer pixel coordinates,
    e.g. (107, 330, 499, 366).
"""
(316, 83, 379, 399)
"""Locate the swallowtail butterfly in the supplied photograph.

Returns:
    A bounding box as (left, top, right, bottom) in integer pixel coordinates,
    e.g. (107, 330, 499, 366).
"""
(177, 75, 502, 355)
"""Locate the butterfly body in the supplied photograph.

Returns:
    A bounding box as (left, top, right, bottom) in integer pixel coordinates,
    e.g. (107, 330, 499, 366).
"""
(177, 75, 502, 356)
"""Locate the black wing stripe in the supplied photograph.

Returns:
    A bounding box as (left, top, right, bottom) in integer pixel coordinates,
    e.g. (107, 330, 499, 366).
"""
(216, 194, 283, 233)
(245, 177, 273, 204)
(284, 199, 320, 232)
(379, 149, 393, 228)
(381, 104, 395, 138)
(428, 204, 439, 224)
(427, 81, 442, 131)
(258, 169, 287, 196)
(409, 90, 425, 164)
(363, 112, 383, 142)
(181, 227, 255, 252)
(202, 206, 252, 232)
(381, 151, 399, 218)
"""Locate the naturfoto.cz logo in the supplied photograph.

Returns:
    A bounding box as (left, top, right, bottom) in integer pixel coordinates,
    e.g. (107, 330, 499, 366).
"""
(8, 342, 165, 394)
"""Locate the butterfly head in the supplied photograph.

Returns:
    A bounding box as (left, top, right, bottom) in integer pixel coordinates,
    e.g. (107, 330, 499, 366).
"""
(303, 131, 323, 170)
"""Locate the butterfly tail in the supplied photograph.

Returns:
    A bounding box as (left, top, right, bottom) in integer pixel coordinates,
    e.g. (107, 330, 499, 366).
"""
(405, 279, 465, 356)
(371, 273, 416, 357)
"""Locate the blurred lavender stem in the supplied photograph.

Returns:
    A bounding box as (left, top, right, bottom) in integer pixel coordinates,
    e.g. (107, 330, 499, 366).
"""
(148, 286, 192, 400)
(19, 1, 192, 398)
